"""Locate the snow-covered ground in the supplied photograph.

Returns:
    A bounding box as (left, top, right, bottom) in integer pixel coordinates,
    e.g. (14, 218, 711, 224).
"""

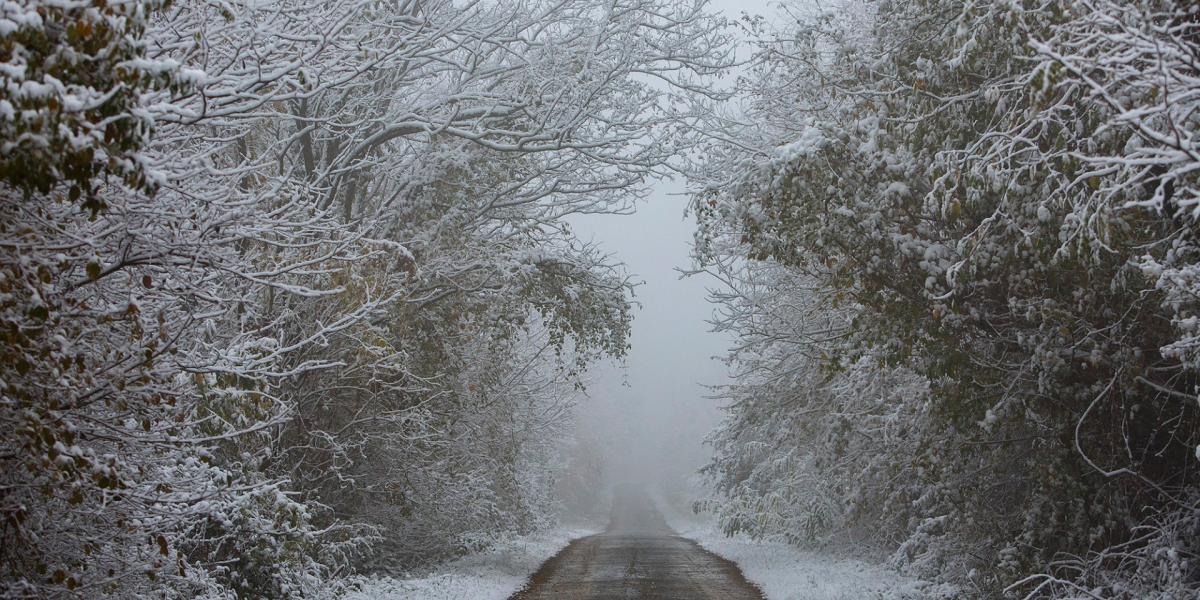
(336, 489, 958, 600)
(655, 495, 956, 600)
(338, 526, 595, 600)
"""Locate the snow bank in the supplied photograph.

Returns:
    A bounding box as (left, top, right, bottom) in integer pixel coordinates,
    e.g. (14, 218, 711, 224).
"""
(655, 496, 954, 600)
(339, 526, 595, 600)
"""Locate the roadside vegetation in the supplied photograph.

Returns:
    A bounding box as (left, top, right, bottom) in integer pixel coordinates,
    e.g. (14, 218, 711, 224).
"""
(693, 1, 1200, 598)
(0, 0, 727, 596)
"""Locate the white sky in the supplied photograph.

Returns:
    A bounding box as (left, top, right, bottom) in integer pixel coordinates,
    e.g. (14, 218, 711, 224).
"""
(567, 0, 780, 490)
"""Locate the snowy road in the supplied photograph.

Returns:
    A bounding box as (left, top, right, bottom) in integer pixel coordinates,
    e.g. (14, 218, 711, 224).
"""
(510, 487, 764, 600)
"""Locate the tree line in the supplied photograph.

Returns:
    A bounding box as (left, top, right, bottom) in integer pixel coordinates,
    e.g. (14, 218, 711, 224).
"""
(694, 0, 1200, 597)
(0, 0, 728, 596)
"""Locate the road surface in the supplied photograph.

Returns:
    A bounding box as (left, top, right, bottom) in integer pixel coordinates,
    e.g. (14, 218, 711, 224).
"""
(510, 488, 765, 599)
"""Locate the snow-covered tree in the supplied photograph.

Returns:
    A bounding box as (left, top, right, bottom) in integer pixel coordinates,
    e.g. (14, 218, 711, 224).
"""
(693, 0, 1200, 597)
(1, 0, 732, 595)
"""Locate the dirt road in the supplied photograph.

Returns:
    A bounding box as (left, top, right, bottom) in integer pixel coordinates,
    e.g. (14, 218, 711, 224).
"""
(510, 488, 765, 599)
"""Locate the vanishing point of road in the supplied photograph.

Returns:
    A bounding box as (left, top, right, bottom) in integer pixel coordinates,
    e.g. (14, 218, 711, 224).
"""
(510, 487, 765, 600)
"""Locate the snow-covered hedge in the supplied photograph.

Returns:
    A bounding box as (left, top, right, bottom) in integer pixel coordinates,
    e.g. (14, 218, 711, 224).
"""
(0, 0, 730, 596)
(694, 0, 1200, 597)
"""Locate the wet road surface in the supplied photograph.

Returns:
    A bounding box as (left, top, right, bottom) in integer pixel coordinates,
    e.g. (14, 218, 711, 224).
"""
(510, 488, 765, 600)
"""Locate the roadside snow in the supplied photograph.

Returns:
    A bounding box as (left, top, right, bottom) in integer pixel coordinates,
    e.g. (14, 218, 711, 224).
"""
(339, 526, 594, 600)
(655, 496, 955, 600)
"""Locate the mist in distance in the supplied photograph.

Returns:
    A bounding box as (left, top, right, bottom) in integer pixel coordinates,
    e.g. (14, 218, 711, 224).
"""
(566, 180, 727, 499)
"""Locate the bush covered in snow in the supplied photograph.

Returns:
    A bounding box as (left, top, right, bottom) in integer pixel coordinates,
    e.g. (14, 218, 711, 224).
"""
(0, 0, 731, 595)
(693, 0, 1200, 597)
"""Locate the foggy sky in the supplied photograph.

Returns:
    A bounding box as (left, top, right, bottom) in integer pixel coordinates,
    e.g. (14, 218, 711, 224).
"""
(567, 0, 778, 492)
(568, 180, 726, 489)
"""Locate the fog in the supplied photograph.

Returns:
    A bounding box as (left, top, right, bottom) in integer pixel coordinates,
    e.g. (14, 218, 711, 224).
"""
(567, 179, 726, 495)
(557, 0, 779, 508)
(554, 0, 780, 507)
